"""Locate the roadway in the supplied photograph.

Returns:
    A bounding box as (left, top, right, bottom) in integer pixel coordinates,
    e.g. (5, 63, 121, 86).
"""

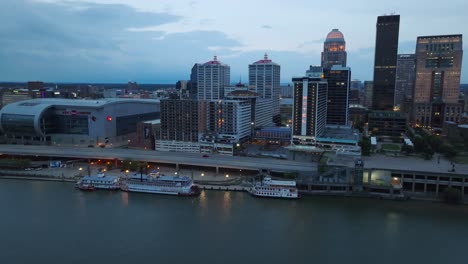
(0, 145, 316, 173)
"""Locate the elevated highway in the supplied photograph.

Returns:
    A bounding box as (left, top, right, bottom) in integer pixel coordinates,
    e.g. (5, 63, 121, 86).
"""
(0, 145, 316, 173)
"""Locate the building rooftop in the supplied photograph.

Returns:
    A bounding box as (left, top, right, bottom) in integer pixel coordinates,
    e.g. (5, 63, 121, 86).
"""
(144, 119, 161, 125)
(252, 53, 279, 65)
(369, 111, 407, 118)
(203, 55, 228, 66)
(0, 98, 160, 122)
(325, 29, 345, 43)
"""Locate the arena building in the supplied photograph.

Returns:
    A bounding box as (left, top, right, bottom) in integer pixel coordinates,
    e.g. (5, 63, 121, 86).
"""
(0, 98, 160, 147)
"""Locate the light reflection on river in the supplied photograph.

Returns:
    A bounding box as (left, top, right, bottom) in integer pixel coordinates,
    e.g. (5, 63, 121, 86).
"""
(1, 179, 468, 264)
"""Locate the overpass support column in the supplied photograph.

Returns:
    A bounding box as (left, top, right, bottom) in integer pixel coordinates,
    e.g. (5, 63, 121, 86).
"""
(216, 167, 219, 176)
(176, 163, 179, 171)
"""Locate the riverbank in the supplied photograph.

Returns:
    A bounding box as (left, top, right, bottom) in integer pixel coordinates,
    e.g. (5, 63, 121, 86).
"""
(1, 171, 466, 204)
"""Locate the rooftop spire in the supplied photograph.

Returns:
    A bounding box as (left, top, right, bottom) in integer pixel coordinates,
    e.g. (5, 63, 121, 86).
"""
(264, 53, 268, 60)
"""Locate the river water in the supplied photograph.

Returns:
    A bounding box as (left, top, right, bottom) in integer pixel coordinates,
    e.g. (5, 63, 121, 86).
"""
(1, 179, 467, 264)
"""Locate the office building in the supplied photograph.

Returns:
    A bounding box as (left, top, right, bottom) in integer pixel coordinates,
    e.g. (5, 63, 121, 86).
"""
(372, 15, 400, 111)
(321, 29, 347, 69)
(395, 54, 416, 111)
(368, 111, 407, 137)
(197, 56, 230, 100)
(225, 88, 273, 128)
(324, 66, 351, 126)
(188, 64, 200, 99)
(176, 80, 189, 99)
(291, 73, 328, 145)
(364, 81, 374, 108)
(413, 35, 463, 128)
(249, 54, 281, 124)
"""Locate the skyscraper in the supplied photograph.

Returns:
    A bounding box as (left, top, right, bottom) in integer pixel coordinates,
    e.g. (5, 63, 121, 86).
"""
(413, 35, 463, 128)
(324, 66, 351, 126)
(372, 15, 400, 111)
(321, 29, 347, 69)
(395, 54, 416, 110)
(364, 81, 374, 108)
(197, 56, 230, 101)
(248, 54, 281, 124)
(291, 71, 328, 144)
(188, 63, 200, 99)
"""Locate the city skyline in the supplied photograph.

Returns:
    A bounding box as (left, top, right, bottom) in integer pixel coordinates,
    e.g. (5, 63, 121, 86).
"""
(1, 0, 468, 84)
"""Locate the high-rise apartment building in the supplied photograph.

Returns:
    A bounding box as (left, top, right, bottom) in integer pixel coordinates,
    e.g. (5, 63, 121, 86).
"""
(372, 15, 400, 111)
(197, 56, 230, 101)
(321, 29, 347, 69)
(323, 66, 351, 126)
(395, 54, 416, 110)
(291, 74, 328, 144)
(160, 99, 200, 142)
(249, 54, 281, 124)
(413, 35, 463, 128)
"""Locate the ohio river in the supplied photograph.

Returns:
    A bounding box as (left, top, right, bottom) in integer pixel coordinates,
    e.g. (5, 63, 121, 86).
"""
(1, 179, 468, 264)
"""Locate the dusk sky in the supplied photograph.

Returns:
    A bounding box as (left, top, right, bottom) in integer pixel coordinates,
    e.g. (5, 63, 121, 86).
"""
(1, 0, 467, 84)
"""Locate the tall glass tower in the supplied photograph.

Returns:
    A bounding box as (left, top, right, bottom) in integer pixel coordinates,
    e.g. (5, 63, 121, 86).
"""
(372, 15, 400, 111)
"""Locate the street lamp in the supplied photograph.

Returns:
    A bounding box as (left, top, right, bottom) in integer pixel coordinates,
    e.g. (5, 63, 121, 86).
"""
(79, 167, 83, 171)
(175, 171, 178, 175)
(225, 174, 229, 178)
(201, 173, 205, 177)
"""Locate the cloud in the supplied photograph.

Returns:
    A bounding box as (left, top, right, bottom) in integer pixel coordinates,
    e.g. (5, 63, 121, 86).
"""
(0, 0, 242, 83)
(261, 25, 272, 29)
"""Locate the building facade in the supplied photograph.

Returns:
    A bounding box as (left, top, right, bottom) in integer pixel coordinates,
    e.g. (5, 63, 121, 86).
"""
(372, 15, 400, 111)
(368, 111, 407, 137)
(197, 56, 230, 101)
(324, 66, 351, 126)
(160, 99, 200, 142)
(364, 81, 374, 108)
(321, 29, 347, 69)
(395, 54, 416, 111)
(291, 76, 328, 145)
(413, 35, 463, 128)
(0, 98, 160, 147)
(249, 54, 281, 124)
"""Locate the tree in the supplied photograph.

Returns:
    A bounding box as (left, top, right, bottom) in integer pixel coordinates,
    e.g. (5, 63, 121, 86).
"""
(284, 171, 298, 179)
(354, 121, 364, 133)
(441, 187, 462, 205)
(359, 137, 372, 156)
(121, 159, 139, 172)
(401, 144, 414, 155)
(440, 144, 458, 161)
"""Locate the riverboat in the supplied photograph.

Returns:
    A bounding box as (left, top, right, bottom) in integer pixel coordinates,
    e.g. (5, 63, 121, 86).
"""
(76, 170, 120, 191)
(120, 171, 200, 196)
(249, 176, 300, 199)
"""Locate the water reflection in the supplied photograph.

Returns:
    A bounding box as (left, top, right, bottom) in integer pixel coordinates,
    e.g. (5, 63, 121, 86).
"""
(199, 190, 207, 209)
(223, 191, 231, 217)
(120, 192, 129, 207)
(385, 212, 400, 238)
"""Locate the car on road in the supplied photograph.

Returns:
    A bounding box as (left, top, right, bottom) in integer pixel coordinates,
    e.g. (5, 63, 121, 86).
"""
(202, 154, 209, 158)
